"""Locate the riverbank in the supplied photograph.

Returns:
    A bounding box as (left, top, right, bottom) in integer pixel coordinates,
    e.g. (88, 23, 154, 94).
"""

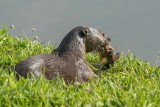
(0, 28, 159, 107)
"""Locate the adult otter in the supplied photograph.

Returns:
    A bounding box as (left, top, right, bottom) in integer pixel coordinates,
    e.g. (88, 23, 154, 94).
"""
(15, 26, 110, 83)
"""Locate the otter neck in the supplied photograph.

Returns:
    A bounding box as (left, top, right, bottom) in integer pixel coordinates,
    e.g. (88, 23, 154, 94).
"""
(57, 33, 86, 58)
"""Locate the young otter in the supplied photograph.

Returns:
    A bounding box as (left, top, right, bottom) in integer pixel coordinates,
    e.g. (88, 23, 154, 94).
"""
(15, 26, 110, 83)
(91, 45, 120, 72)
(99, 46, 120, 70)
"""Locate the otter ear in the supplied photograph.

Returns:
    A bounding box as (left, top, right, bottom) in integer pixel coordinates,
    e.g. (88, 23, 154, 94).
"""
(81, 29, 90, 37)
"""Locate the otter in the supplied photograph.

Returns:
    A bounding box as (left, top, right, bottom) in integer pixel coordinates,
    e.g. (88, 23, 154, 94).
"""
(91, 45, 120, 72)
(99, 46, 120, 70)
(15, 26, 110, 83)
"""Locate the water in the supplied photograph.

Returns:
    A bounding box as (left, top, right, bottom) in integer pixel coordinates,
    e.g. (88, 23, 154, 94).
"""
(0, 0, 160, 65)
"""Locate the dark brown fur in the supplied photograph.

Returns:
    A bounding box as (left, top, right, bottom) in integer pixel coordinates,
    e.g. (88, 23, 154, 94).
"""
(15, 26, 110, 83)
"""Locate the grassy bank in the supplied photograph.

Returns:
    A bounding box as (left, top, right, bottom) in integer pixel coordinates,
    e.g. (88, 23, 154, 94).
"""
(0, 27, 160, 107)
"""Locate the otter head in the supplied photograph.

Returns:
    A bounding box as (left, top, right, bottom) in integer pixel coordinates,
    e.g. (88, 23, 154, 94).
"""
(83, 27, 111, 53)
(54, 26, 110, 58)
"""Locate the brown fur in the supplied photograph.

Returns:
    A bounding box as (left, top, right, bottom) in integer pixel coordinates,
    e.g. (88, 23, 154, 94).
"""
(91, 45, 120, 72)
(15, 26, 110, 83)
(99, 46, 120, 70)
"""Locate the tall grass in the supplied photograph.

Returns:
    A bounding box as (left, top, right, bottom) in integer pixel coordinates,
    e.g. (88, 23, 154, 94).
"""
(0, 27, 159, 107)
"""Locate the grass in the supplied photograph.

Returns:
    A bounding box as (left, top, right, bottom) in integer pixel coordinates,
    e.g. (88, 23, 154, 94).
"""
(0, 27, 160, 107)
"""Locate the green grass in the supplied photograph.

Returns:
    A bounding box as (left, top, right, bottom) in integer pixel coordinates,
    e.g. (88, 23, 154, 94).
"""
(0, 27, 160, 107)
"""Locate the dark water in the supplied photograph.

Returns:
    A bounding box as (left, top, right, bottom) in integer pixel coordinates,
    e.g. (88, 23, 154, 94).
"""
(0, 0, 160, 65)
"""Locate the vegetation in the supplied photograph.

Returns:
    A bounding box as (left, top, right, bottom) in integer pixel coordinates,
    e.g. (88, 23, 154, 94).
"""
(0, 27, 160, 107)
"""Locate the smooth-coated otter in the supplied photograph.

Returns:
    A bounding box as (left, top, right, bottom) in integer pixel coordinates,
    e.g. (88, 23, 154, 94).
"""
(99, 46, 120, 70)
(91, 45, 120, 71)
(15, 26, 110, 83)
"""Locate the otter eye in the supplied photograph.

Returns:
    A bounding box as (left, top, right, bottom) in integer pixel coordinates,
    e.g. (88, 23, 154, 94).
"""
(81, 29, 90, 36)
(107, 37, 111, 42)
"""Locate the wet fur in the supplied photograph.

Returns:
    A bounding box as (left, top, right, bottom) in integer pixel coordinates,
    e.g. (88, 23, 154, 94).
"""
(15, 26, 109, 83)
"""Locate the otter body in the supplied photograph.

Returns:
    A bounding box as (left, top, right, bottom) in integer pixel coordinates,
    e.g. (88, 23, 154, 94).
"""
(15, 26, 110, 83)
(15, 53, 95, 83)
